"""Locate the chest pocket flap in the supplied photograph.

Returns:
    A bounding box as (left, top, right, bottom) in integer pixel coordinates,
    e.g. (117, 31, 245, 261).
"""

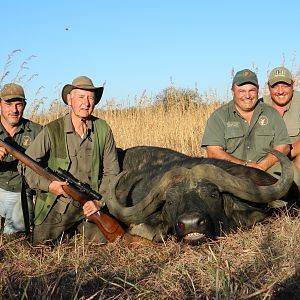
(255, 128, 274, 137)
(224, 127, 245, 154)
(225, 127, 244, 139)
(288, 127, 300, 138)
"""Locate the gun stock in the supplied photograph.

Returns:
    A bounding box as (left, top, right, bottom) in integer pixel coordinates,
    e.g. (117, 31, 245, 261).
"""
(0, 138, 125, 242)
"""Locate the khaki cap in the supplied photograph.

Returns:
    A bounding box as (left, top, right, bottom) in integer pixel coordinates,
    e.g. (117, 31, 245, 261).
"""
(268, 67, 293, 86)
(0, 83, 26, 101)
(232, 69, 259, 87)
(62, 76, 104, 105)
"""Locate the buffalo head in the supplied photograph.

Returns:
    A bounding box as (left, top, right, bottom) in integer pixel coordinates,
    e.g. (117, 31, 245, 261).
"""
(106, 147, 293, 244)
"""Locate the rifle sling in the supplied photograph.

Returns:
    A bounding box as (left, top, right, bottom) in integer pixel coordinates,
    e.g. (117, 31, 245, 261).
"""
(21, 176, 31, 237)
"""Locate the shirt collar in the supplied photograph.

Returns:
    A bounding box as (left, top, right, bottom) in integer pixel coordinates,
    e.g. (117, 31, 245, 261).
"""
(64, 113, 93, 133)
(0, 118, 27, 136)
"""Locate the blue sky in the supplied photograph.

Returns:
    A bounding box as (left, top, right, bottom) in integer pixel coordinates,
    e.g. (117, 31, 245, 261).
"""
(1, 0, 300, 108)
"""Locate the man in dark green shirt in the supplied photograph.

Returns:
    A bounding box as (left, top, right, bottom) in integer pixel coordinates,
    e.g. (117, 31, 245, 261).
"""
(0, 83, 42, 234)
(201, 69, 290, 171)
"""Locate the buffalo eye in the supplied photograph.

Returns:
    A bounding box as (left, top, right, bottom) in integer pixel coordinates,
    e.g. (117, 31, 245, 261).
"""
(167, 199, 173, 205)
(210, 191, 219, 198)
(177, 222, 185, 229)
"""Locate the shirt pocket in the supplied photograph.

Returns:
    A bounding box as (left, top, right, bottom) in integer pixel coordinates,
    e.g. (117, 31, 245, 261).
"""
(224, 128, 245, 154)
(288, 127, 300, 143)
(255, 129, 275, 148)
(54, 197, 72, 214)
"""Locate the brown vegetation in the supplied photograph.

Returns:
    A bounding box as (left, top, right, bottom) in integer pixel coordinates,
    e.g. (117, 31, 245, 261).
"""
(1, 210, 300, 299)
(1, 52, 300, 299)
(1, 94, 300, 299)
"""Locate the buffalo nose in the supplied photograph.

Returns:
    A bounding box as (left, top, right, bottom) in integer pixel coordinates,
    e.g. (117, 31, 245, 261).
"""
(177, 213, 205, 229)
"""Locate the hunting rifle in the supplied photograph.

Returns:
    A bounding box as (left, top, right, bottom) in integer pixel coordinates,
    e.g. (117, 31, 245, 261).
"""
(0, 137, 125, 242)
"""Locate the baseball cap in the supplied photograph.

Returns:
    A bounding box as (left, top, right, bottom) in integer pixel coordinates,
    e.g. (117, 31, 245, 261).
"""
(232, 69, 259, 87)
(268, 67, 293, 86)
(0, 83, 26, 101)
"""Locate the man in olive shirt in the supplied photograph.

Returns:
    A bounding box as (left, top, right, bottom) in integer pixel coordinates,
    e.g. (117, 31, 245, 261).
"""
(0, 83, 42, 234)
(24, 76, 120, 244)
(263, 67, 300, 171)
(201, 69, 290, 171)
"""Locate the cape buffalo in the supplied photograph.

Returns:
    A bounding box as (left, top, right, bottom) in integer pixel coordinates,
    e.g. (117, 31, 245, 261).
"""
(106, 146, 294, 244)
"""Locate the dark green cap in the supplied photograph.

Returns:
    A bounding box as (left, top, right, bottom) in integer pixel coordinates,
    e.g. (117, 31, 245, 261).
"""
(232, 69, 258, 87)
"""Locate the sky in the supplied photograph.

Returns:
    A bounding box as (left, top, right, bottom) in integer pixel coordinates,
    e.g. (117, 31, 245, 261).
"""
(1, 0, 300, 109)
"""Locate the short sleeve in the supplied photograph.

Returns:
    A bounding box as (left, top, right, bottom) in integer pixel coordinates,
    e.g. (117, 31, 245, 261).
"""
(201, 110, 226, 149)
(271, 110, 291, 146)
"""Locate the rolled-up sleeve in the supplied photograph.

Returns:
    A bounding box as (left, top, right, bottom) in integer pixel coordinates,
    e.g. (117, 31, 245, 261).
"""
(201, 110, 226, 149)
(99, 127, 120, 195)
(23, 128, 52, 192)
(271, 111, 291, 147)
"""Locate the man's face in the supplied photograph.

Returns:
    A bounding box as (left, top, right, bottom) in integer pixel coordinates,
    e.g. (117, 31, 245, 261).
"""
(67, 89, 95, 119)
(232, 83, 259, 113)
(268, 81, 295, 107)
(0, 99, 25, 127)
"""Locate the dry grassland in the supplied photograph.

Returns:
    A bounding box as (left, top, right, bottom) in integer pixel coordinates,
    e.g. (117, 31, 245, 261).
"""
(30, 92, 222, 157)
(1, 95, 300, 299)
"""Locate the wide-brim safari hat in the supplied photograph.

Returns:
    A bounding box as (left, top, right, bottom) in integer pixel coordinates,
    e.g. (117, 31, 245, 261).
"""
(62, 76, 104, 105)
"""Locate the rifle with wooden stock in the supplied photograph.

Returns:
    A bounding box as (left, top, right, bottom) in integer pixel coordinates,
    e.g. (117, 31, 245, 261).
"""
(0, 137, 125, 242)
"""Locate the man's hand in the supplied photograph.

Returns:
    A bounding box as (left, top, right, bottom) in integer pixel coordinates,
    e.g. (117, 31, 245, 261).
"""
(83, 200, 99, 217)
(48, 180, 69, 197)
(246, 161, 265, 171)
(0, 146, 8, 161)
(256, 144, 290, 171)
(291, 140, 300, 159)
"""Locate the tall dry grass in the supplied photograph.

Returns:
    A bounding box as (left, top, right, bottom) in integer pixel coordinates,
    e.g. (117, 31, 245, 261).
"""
(1, 88, 298, 299)
(2, 52, 300, 299)
(30, 88, 222, 157)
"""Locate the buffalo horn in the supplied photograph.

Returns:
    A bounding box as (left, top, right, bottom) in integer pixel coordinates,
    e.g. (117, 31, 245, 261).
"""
(191, 149, 293, 203)
(107, 149, 293, 223)
(107, 168, 191, 223)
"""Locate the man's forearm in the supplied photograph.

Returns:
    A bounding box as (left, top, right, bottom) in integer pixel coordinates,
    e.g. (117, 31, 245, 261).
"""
(25, 168, 52, 192)
(258, 144, 290, 171)
(206, 146, 246, 165)
(22, 128, 52, 191)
